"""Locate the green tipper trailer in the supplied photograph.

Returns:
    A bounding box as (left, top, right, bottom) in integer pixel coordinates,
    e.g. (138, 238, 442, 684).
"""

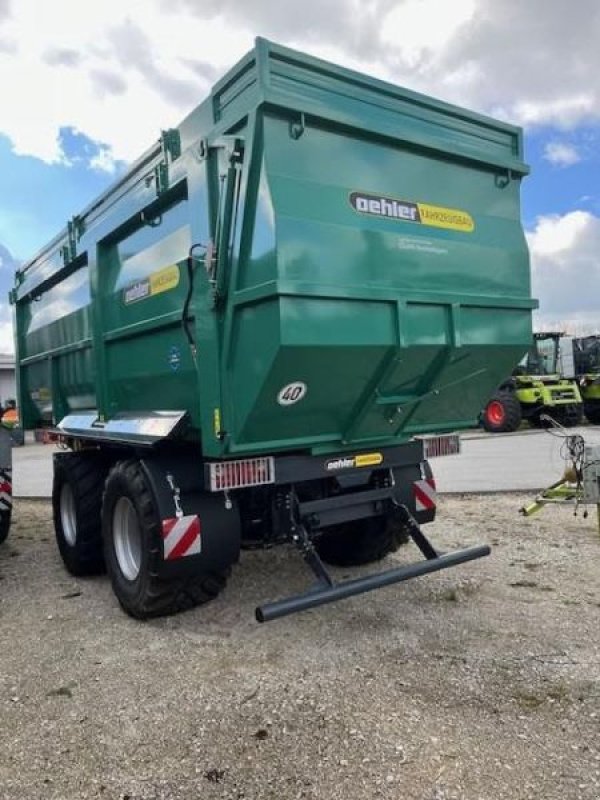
(12, 39, 535, 621)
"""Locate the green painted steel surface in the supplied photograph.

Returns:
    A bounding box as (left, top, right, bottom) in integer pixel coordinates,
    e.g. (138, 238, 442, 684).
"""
(12, 38, 535, 458)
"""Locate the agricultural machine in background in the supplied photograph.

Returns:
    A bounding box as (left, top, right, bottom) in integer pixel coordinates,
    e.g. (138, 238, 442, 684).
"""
(565, 336, 600, 424)
(520, 426, 600, 529)
(481, 332, 583, 433)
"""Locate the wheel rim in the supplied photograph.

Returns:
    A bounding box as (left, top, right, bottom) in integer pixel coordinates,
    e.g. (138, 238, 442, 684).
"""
(113, 497, 142, 581)
(487, 400, 505, 426)
(60, 483, 77, 546)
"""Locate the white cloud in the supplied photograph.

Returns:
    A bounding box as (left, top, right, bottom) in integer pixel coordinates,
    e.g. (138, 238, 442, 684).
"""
(0, 243, 17, 355)
(0, 0, 599, 170)
(434, 0, 600, 128)
(88, 146, 119, 174)
(527, 211, 600, 326)
(505, 95, 596, 129)
(543, 141, 581, 168)
(0, 320, 14, 354)
(534, 311, 600, 336)
(527, 211, 590, 256)
(380, 0, 477, 69)
(0, 0, 253, 165)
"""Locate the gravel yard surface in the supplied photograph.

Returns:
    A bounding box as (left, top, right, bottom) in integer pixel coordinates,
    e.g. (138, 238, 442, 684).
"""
(1, 495, 600, 800)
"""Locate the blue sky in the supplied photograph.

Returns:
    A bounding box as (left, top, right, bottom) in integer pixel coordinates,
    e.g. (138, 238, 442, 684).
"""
(0, 130, 125, 258)
(1, 0, 599, 351)
(522, 128, 600, 224)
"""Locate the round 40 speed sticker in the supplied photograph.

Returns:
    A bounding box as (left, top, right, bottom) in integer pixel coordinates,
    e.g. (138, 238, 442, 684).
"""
(277, 381, 307, 406)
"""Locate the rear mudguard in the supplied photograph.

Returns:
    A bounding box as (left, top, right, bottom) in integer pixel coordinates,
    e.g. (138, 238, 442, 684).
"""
(140, 454, 241, 579)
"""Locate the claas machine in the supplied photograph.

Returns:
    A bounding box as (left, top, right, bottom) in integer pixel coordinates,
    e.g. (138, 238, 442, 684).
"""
(481, 332, 582, 433)
(561, 335, 600, 424)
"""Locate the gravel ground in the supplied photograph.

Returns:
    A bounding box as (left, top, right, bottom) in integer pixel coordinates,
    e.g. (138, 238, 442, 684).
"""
(1, 495, 600, 800)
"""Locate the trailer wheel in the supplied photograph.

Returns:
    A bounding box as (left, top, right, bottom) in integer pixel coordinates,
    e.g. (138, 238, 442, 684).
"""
(102, 460, 228, 619)
(481, 391, 521, 433)
(52, 453, 109, 575)
(315, 514, 409, 567)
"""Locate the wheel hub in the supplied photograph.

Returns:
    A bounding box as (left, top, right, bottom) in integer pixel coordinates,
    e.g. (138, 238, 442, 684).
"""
(60, 483, 77, 546)
(113, 497, 142, 581)
(487, 400, 505, 425)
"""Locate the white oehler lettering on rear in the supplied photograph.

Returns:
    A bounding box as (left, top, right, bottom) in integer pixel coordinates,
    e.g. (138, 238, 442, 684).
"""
(350, 191, 420, 222)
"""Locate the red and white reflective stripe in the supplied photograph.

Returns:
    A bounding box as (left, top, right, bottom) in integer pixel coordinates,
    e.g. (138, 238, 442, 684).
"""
(414, 478, 436, 512)
(0, 469, 12, 511)
(161, 515, 201, 560)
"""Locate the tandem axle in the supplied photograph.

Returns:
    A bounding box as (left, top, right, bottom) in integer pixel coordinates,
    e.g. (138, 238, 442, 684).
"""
(49, 429, 490, 622)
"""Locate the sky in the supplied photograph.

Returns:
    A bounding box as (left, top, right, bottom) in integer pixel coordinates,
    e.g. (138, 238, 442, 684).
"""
(0, 0, 599, 353)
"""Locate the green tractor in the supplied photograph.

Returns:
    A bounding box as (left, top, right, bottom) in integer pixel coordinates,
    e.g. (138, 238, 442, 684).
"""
(573, 336, 600, 424)
(482, 332, 583, 433)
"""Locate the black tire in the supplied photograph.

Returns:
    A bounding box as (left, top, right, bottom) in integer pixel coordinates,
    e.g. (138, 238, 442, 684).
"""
(315, 514, 410, 567)
(52, 453, 110, 576)
(564, 404, 583, 427)
(584, 404, 600, 425)
(102, 460, 228, 619)
(481, 390, 522, 433)
(549, 404, 583, 428)
(0, 510, 10, 545)
(528, 412, 547, 428)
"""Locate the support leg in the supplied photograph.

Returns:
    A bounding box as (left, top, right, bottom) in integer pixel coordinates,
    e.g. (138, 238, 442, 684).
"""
(291, 523, 333, 589)
(393, 503, 439, 559)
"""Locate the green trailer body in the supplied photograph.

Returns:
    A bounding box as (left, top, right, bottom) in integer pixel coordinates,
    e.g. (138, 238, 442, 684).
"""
(13, 38, 533, 457)
(11, 40, 533, 621)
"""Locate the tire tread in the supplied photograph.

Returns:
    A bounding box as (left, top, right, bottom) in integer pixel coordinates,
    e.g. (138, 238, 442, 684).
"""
(52, 453, 109, 576)
(103, 460, 229, 619)
(315, 515, 409, 567)
(482, 390, 522, 433)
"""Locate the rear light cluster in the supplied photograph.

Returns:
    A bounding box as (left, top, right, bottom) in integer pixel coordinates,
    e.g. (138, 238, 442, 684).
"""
(208, 457, 275, 491)
(417, 433, 461, 459)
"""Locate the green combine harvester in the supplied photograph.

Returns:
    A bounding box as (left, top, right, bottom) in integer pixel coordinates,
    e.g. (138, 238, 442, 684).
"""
(11, 39, 535, 621)
(572, 336, 600, 424)
(481, 332, 583, 433)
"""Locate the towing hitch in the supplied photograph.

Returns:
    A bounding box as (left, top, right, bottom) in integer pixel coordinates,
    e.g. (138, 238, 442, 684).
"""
(255, 503, 490, 623)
